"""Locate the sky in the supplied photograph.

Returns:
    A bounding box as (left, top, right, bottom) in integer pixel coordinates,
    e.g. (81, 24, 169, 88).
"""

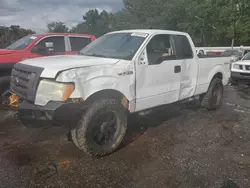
(0, 0, 123, 32)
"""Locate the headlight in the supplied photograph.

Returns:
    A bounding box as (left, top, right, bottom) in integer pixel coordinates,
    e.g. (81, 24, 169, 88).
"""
(35, 79, 74, 106)
(232, 63, 240, 69)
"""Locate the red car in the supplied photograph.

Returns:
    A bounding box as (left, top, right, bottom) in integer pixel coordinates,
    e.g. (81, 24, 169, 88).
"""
(0, 33, 96, 105)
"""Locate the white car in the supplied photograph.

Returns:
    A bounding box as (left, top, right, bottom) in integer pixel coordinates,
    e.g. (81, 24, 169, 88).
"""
(11, 29, 231, 156)
(231, 52, 250, 86)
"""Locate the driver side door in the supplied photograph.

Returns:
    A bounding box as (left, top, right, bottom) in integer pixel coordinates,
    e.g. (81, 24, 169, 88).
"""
(135, 34, 182, 112)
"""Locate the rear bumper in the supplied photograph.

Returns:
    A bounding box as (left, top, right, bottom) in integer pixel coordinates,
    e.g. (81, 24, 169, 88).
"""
(231, 71, 250, 83)
(18, 100, 84, 127)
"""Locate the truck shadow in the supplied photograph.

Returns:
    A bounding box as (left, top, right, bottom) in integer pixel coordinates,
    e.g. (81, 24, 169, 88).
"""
(120, 100, 201, 150)
(234, 85, 250, 100)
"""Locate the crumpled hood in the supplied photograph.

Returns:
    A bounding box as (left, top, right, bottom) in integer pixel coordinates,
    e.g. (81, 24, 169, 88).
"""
(19, 55, 121, 78)
(0, 49, 16, 55)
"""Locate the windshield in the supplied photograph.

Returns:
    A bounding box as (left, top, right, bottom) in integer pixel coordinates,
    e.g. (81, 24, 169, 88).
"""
(221, 49, 243, 56)
(242, 52, 250, 60)
(79, 32, 148, 60)
(6, 35, 37, 50)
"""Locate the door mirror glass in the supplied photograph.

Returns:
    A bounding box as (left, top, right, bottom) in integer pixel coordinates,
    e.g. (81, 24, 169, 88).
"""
(45, 42, 54, 52)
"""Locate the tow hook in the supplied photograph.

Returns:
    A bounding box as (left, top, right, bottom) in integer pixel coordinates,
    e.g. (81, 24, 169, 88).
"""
(8, 94, 20, 108)
(1, 91, 20, 110)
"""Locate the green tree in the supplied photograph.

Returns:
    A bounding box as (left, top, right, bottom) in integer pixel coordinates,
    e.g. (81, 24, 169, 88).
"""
(0, 25, 35, 48)
(56, 0, 250, 46)
(47, 22, 69, 33)
(70, 9, 114, 37)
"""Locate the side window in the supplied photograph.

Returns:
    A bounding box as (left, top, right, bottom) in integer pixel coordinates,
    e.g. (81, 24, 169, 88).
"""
(36, 36, 65, 53)
(69, 37, 91, 51)
(173, 35, 193, 59)
(146, 34, 176, 65)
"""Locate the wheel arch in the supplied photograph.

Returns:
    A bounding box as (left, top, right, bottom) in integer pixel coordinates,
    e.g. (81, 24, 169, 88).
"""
(211, 72, 223, 81)
(85, 89, 133, 111)
(207, 64, 224, 85)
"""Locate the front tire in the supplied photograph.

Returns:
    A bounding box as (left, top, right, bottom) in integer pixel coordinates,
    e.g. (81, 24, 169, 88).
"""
(0, 76, 10, 106)
(73, 98, 128, 157)
(200, 78, 224, 110)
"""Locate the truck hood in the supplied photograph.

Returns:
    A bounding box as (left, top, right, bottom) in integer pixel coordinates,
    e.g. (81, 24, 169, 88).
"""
(235, 60, 250, 65)
(0, 49, 16, 55)
(19, 55, 121, 78)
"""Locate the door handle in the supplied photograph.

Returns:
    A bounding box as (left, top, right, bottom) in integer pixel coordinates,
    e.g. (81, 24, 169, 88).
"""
(174, 65, 181, 73)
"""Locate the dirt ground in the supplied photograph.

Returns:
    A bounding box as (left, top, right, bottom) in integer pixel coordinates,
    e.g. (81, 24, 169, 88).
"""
(0, 85, 250, 188)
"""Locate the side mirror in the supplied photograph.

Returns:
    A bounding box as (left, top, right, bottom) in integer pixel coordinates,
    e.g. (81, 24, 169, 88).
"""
(45, 42, 54, 52)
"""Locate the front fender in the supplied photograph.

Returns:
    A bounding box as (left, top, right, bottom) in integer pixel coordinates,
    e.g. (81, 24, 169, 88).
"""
(82, 76, 135, 102)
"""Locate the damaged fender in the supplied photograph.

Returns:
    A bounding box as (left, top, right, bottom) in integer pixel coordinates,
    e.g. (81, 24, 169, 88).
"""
(56, 62, 136, 112)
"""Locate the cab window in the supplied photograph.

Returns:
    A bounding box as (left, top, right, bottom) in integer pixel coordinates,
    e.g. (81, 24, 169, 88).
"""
(36, 36, 65, 52)
(146, 34, 176, 65)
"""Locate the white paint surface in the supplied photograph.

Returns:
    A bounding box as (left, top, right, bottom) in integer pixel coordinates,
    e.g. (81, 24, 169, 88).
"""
(17, 29, 231, 112)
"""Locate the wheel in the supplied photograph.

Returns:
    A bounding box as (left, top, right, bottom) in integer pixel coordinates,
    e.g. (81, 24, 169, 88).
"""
(71, 128, 80, 149)
(200, 78, 224, 110)
(73, 98, 128, 157)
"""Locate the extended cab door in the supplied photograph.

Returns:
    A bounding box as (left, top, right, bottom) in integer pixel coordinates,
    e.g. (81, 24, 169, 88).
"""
(135, 34, 182, 111)
(172, 35, 198, 100)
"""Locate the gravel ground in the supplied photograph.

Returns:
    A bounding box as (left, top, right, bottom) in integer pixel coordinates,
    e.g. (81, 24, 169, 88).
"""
(0, 85, 250, 188)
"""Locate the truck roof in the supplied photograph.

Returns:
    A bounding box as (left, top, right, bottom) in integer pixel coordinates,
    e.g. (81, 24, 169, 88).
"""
(109, 29, 188, 36)
(33, 33, 95, 38)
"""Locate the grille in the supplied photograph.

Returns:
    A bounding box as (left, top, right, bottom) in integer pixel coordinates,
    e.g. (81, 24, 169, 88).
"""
(245, 65, 250, 70)
(10, 63, 44, 102)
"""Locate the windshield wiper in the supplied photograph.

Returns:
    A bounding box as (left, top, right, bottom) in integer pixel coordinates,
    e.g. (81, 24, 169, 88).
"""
(79, 52, 108, 58)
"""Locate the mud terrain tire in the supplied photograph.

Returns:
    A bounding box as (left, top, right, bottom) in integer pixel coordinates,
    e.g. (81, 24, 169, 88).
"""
(72, 98, 127, 157)
(200, 78, 224, 110)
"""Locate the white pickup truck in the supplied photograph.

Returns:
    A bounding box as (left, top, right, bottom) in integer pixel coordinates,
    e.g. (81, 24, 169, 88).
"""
(11, 29, 231, 156)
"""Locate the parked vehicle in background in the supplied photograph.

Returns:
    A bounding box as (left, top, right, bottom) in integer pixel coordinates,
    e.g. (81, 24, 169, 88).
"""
(196, 48, 207, 55)
(11, 29, 231, 156)
(231, 52, 250, 86)
(206, 51, 223, 55)
(220, 49, 250, 60)
(0, 33, 96, 106)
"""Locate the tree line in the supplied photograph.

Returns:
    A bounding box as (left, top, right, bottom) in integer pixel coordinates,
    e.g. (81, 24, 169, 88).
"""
(0, 25, 35, 48)
(1, 0, 250, 48)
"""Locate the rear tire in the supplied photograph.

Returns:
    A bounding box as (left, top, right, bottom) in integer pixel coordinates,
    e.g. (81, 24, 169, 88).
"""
(200, 78, 224, 110)
(73, 98, 127, 157)
(71, 128, 80, 149)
